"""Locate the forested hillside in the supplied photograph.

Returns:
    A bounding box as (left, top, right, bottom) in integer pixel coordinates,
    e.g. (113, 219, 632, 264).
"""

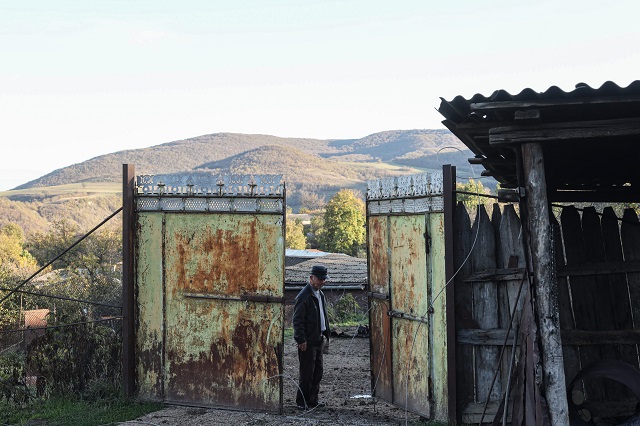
(1, 129, 477, 235)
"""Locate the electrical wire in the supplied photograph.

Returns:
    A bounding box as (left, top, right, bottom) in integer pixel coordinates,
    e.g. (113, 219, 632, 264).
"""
(0, 207, 123, 307)
(477, 267, 528, 425)
(0, 316, 122, 334)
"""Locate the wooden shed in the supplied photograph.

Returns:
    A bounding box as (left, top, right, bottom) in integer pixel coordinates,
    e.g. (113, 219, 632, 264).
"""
(437, 80, 640, 425)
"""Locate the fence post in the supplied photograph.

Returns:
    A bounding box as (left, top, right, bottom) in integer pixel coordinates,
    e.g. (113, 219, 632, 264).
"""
(443, 164, 457, 423)
(122, 164, 135, 398)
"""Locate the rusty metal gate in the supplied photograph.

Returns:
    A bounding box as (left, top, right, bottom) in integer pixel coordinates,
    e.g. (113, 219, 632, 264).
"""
(366, 171, 450, 422)
(131, 173, 285, 412)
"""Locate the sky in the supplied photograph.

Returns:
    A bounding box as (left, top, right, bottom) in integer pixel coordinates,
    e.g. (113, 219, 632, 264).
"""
(1, 0, 639, 191)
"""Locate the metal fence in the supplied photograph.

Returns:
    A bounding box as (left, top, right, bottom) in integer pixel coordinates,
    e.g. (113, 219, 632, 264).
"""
(0, 209, 123, 403)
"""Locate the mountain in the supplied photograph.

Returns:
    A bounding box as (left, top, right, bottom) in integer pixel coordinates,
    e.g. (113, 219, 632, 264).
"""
(2, 129, 480, 235)
(16, 129, 467, 189)
(197, 145, 362, 185)
(15, 133, 339, 190)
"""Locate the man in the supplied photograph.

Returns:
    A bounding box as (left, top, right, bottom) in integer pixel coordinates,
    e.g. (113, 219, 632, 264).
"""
(292, 265, 330, 410)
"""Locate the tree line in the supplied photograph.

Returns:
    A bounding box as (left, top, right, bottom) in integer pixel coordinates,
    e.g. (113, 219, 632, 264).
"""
(286, 189, 366, 257)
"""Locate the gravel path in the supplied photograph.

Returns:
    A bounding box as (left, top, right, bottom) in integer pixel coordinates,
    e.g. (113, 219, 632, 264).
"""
(127, 328, 427, 425)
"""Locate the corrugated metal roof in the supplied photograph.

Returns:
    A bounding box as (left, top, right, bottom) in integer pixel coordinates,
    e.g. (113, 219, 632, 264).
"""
(285, 249, 329, 268)
(438, 80, 640, 201)
(439, 81, 640, 123)
(285, 249, 328, 258)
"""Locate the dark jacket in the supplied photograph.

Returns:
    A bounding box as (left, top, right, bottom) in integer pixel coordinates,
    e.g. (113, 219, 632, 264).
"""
(292, 284, 330, 346)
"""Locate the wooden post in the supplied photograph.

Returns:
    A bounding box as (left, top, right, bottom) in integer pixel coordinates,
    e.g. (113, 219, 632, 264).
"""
(122, 164, 135, 398)
(521, 144, 569, 425)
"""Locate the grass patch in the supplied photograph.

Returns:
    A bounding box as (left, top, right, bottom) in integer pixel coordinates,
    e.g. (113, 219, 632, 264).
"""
(333, 319, 366, 327)
(0, 181, 121, 198)
(0, 397, 163, 426)
(284, 327, 294, 339)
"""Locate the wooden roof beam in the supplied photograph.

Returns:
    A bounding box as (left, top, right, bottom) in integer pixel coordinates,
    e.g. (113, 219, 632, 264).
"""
(489, 118, 640, 145)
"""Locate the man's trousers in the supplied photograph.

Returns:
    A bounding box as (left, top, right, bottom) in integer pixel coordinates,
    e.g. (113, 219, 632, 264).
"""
(296, 338, 326, 408)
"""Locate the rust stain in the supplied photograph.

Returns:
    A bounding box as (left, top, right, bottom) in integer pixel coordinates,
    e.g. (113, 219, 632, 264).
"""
(370, 299, 393, 401)
(166, 308, 280, 410)
(393, 320, 429, 413)
(369, 216, 389, 293)
(137, 212, 283, 411)
(170, 218, 261, 297)
(137, 341, 163, 398)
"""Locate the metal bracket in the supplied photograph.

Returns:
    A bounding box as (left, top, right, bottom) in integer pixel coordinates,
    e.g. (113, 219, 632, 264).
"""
(184, 292, 284, 303)
(388, 310, 429, 325)
(497, 187, 525, 203)
(367, 291, 390, 300)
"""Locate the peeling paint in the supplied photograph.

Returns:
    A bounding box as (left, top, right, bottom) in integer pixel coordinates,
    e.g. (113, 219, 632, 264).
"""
(136, 212, 284, 412)
(367, 210, 447, 421)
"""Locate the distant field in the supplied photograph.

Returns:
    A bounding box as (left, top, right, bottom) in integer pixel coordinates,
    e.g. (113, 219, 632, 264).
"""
(340, 160, 430, 173)
(0, 181, 121, 198)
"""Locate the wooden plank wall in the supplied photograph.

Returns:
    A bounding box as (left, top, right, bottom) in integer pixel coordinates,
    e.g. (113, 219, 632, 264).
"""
(456, 202, 525, 423)
(454, 202, 640, 424)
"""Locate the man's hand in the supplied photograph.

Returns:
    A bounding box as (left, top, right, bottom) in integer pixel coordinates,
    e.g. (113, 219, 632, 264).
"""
(298, 342, 307, 352)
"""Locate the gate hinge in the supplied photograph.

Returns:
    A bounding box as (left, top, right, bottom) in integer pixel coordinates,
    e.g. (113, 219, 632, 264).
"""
(424, 231, 431, 254)
(367, 291, 390, 300)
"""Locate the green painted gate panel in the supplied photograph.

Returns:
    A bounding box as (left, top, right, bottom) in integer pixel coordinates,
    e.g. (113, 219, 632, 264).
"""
(389, 215, 430, 416)
(134, 173, 286, 413)
(136, 213, 164, 400)
(163, 214, 284, 410)
(368, 215, 393, 401)
(427, 212, 448, 420)
(366, 172, 449, 422)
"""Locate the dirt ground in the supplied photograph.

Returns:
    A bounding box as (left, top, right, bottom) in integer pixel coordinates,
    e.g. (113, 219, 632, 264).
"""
(127, 327, 426, 426)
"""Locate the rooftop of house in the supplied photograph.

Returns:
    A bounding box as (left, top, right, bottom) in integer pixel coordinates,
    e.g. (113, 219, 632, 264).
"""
(285, 252, 367, 290)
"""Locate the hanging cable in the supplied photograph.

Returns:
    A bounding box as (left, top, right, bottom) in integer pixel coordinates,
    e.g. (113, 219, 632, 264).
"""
(0, 207, 123, 307)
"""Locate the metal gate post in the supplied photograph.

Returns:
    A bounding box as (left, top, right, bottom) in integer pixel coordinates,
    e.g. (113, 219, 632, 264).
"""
(443, 164, 457, 423)
(122, 164, 136, 398)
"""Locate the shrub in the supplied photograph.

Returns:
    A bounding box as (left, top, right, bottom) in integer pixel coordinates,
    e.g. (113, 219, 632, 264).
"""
(26, 318, 122, 399)
(0, 351, 30, 405)
(329, 294, 363, 325)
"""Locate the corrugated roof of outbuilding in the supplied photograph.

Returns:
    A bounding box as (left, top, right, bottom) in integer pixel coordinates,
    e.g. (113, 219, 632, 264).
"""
(438, 80, 640, 201)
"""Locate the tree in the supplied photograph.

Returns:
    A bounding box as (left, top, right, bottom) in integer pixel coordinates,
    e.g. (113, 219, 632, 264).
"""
(0, 223, 38, 283)
(26, 221, 122, 318)
(27, 220, 80, 270)
(0, 223, 38, 329)
(318, 189, 366, 256)
(286, 218, 307, 250)
(457, 179, 491, 209)
(299, 191, 325, 214)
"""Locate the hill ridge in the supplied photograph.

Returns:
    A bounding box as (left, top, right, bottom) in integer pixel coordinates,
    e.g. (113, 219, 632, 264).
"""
(15, 129, 466, 190)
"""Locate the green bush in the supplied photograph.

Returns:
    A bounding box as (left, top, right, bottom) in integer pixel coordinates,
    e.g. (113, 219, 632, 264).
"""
(328, 294, 364, 325)
(0, 351, 30, 405)
(26, 319, 122, 399)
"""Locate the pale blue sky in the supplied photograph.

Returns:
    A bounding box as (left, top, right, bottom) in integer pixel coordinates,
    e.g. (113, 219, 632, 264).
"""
(2, 0, 639, 190)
